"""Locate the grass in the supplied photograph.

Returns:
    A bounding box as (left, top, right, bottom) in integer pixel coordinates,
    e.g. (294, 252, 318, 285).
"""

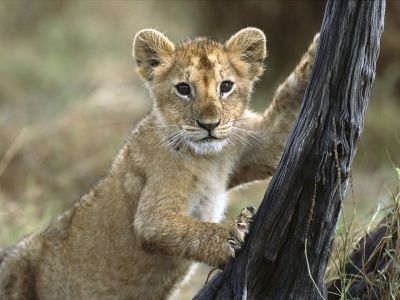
(326, 170, 400, 299)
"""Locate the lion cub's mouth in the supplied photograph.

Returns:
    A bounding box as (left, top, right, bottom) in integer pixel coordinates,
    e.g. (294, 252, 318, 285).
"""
(199, 135, 219, 142)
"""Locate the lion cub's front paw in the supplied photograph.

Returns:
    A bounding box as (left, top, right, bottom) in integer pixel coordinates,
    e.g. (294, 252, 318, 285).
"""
(228, 206, 256, 250)
(216, 206, 256, 268)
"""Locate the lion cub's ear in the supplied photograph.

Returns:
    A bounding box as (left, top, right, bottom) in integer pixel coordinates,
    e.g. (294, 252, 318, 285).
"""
(225, 27, 267, 80)
(133, 29, 175, 81)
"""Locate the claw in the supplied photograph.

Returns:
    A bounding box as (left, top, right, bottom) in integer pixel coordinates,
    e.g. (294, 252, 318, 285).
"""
(236, 222, 247, 230)
(228, 238, 241, 251)
(245, 206, 256, 215)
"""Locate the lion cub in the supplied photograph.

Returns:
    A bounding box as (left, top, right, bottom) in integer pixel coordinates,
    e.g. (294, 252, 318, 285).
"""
(0, 28, 318, 299)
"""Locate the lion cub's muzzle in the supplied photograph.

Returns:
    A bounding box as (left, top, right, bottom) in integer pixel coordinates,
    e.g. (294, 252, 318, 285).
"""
(196, 119, 221, 139)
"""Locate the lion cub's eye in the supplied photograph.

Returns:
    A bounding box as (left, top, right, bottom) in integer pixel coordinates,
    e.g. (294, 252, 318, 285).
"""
(175, 83, 191, 98)
(220, 81, 234, 96)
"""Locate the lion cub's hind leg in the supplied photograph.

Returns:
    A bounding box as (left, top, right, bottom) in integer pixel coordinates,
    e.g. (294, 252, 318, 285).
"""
(0, 247, 37, 300)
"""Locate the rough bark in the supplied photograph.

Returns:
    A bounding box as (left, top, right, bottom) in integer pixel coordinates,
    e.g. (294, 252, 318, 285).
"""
(194, 0, 385, 299)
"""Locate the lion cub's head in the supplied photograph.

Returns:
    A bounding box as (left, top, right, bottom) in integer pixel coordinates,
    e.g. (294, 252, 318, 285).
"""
(133, 28, 267, 155)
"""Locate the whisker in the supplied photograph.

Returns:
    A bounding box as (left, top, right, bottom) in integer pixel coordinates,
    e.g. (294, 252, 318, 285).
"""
(232, 128, 262, 148)
(230, 117, 263, 124)
(174, 132, 189, 150)
(232, 126, 261, 135)
(226, 136, 235, 148)
(179, 133, 192, 153)
(144, 124, 179, 130)
(160, 130, 185, 149)
(230, 117, 254, 122)
(231, 120, 262, 126)
(231, 132, 248, 147)
(182, 135, 192, 152)
(165, 130, 190, 153)
(230, 130, 252, 147)
(232, 127, 264, 143)
(160, 131, 178, 144)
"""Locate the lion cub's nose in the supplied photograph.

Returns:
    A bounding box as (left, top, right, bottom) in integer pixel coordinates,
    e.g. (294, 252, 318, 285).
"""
(196, 119, 221, 132)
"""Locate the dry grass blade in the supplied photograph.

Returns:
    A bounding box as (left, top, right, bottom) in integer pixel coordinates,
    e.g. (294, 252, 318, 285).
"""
(0, 128, 27, 178)
(327, 181, 400, 299)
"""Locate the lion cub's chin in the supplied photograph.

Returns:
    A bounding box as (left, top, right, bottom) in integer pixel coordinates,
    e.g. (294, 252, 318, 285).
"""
(189, 139, 228, 155)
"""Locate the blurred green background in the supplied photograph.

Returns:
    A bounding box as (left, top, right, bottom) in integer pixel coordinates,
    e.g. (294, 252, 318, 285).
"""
(0, 1, 399, 298)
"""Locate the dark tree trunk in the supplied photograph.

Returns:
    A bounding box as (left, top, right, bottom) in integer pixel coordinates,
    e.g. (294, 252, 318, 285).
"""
(194, 0, 385, 299)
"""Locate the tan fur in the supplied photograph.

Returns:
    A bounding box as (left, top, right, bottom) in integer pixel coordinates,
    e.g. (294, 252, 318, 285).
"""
(0, 28, 318, 299)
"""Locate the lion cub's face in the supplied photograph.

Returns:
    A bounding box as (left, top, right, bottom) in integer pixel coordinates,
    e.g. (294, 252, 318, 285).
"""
(133, 28, 267, 155)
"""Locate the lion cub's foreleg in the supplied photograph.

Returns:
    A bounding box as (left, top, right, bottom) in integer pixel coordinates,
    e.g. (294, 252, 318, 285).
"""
(135, 201, 255, 267)
(267, 33, 319, 116)
(228, 34, 320, 188)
